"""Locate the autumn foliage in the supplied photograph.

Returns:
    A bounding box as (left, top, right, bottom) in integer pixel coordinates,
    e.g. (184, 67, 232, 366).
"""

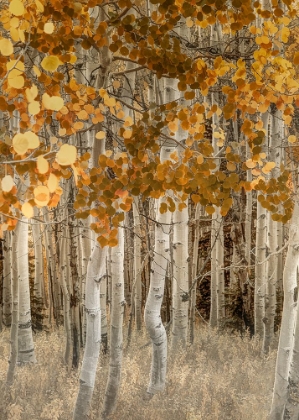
(0, 0, 298, 242)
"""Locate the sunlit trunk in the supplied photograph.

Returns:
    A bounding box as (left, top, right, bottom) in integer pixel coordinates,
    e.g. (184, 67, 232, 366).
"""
(102, 226, 125, 418)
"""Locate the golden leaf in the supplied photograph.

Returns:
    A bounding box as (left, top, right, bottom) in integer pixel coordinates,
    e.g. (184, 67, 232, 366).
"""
(25, 131, 40, 149)
(34, 185, 50, 206)
(0, 38, 13, 56)
(56, 144, 77, 165)
(1, 175, 15, 192)
(245, 159, 256, 169)
(28, 101, 40, 115)
(37, 155, 49, 174)
(41, 56, 62, 72)
(12, 133, 28, 154)
(22, 202, 34, 218)
(48, 173, 58, 193)
(44, 22, 54, 34)
(42, 93, 64, 111)
(262, 161, 276, 174)
(25, 85, 38, 102)
(95, 131, 105, 140)
(124, 116, 133, 127)
(288, 135, 296, 143)
(123, 130, 132, 139)
(9, 0, 25, 16)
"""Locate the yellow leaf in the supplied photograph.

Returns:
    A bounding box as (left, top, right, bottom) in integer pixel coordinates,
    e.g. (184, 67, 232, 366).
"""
(104, 97, 116, 107)
(262, 161, 276, 174)
(28, 101, 40, 115)
(24, 131, 40, 149)
(9, 0, 25, 16)
(227, 162, 236, 171)
(56, 144, 77, 165)
(1, 175, 15, 192)
(44, 22, 54, 34)
(186, 17, 194, 28)
(7, 60, 24, 72)
(10, 27, 19, 42)
(48, 173, 58, 193)
(124, 116, 133, 127)
(8, 70, 24, 89)
(10, 17, 19, 28)
(34, 186, 50, 206)
(12, 133, 28, 154)
(42, 93, 64, 111)
(206, 206, 215, 215)
(123, 130, 132, 139)
(41, 56, 62, 72)
(37, 155, 49, 174)
(288, 135, 296, 143)
(25, 85, 38, 102)
(0, 38, 13, 56)
(35, 0, 44, 12)
(197, 154, 204, 164)
(168, 120, 178, 132)
(245, 159, 256, 169)
(22, 202, 34, 218)
(95, 131, 105, 140)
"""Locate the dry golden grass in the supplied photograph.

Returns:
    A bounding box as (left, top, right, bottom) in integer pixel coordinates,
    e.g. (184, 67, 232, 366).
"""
(0, 323, 277, 420)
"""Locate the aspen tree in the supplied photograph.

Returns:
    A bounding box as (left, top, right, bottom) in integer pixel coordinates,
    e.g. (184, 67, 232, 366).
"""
(102, 226, 125, 418)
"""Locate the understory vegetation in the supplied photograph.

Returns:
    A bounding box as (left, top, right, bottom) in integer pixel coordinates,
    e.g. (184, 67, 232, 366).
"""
(0, 322, 276, 420)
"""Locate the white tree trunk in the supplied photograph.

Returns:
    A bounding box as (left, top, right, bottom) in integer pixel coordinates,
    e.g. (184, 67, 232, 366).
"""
(133, 196, 142, 331)
(254, 112, 269, 336)
(270, 202, 299, 419)
(144, 147, 172, 395)
(6, 228, 19, 385)
(17, 219, 36, 363)
(102, 226, 125, 418)
(73, 244, 108, 420)
(31, 210, 45, 330)
(172, 198, 189, 347)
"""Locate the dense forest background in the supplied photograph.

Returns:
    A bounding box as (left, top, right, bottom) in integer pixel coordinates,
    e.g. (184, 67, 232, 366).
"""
(1, 0, 299, 419)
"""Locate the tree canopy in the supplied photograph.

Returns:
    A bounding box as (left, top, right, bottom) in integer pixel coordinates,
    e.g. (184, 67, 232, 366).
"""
(0, 0, 298, 244)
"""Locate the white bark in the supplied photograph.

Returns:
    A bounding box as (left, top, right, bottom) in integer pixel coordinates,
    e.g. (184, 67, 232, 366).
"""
(254, 112, 269, 336)
(17, 219, 36, 363)
(270, 202, 299, 419)
(6, 228, 19, 385)
(60, 225, 73, 369)
(73, 244, 108, 420)
(172, 199, 189, 347)
(102, 226, 125, 418)
(31, 210, 45, 329)
(133, 196, 142, 331)
(144, 148, 172, 394)
(189, 204, 201, 344)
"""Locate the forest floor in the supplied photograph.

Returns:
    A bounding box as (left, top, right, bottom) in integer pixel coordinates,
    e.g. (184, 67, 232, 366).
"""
(0, 322, 277, 420)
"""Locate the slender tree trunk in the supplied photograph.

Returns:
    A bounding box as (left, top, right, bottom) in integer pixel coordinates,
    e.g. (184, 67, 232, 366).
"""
(133, 196, 142, 331)
(100, 274, 108, 353)
(73, 244, 108, 420)
(58, 221, 73, 369)
(270, 202, 299, 419)
(17, 219, 36, 363)
(254, 112, 269, 336)
(172, 197, 189, 347)
(3, 231, 12, 326)
(6, 229, 19, 385)
(31, 210, 45, 330)
(102, 226, 125, 418)
(144, 148, 172, 395)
